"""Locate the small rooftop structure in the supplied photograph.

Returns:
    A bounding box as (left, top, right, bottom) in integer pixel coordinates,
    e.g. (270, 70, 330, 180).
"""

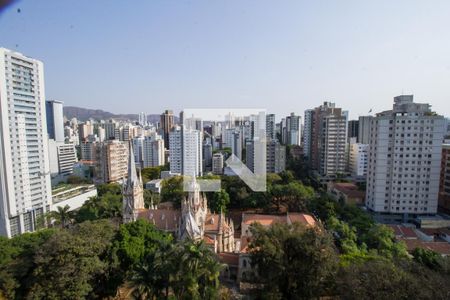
(145, 179, 163, 193)
(327, 182, 365, 205)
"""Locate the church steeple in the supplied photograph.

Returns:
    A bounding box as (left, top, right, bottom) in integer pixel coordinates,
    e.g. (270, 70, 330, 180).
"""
(123, 140, 144, 223)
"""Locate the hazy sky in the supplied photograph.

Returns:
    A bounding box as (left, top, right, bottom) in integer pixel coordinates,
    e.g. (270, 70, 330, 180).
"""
(1, 0, 450, 120)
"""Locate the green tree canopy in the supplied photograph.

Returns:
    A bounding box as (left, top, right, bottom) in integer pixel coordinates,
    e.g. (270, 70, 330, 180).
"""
(249, 222, 338, 299)
(337, 258, 450, 300)
(26, 220, 116, 300)
(160, 176, 185, 207)
(362, 224, 408, 259)
(209, 189, 230, 213)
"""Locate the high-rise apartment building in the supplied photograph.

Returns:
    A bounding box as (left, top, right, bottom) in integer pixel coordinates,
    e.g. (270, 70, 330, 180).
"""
(138, 112, 147, 126)
(80, 142, 97, 161)
(366, 95, 445, 221)
(282, 113, 301, 145)
(142, 136, 165, 168)
(212, 153, 224, 175)
(349, 142, 369, 177)
(266, 114, 276, 141)
(95, 140, 129, 183)
(266, 140, 286, 173)
(0, 48, 52, 237)
(183, 129, 203, 177)
(348, 120, 359, 141)
(46, 100, 64, 142)
(358, 116, 373, 145)
(231, 130, 243, 160)
(246, 139, 284, 173)
(203, 142, 213, 171)
(78, 121, 94, 144)
(169, 127, 183, 174)
(105, 120, 117, 140)
(132, 137, 145, 168)
(303, 109, 314, 159)
(438, 144, 450, 213)
(161, 110, 174, 149)
(309, 102, 348, 177)
(169, 125, 202, 177)
(48, 139, 77, 180)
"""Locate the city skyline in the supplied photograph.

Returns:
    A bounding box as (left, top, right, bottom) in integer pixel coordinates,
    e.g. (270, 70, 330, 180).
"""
(1, 1, 450, 120)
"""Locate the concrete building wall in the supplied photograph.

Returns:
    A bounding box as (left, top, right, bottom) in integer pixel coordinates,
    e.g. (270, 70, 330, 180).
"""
(366, 95, 445, 218)
(0, 48, 52, 237)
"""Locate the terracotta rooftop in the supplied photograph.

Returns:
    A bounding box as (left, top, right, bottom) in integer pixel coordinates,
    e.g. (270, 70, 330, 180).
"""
(401, 238, 450, 255)
(218, 252, 239, 266)
(287, 213, 316, 227)
(242, 213, 316, 227)
(419, 228, 450, 236)
(204, 213, 231, 232)
(137, 209, 180, 231)
(242, 214, 286, 226)
(331, 182, 365, 199)
(387, 225, 418, 239)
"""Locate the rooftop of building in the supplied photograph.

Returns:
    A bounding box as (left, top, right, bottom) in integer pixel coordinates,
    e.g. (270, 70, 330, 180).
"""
(387, 224, 418, 239)
(218, 252, 239, 266)
(329, 182, 366, 199)
(400, 238, 450, 256)
(242, 212, 316, 227)
(52, 183, 96, 203)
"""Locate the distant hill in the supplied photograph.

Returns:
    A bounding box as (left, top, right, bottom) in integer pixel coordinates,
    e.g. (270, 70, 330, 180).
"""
(63, 106, 170, 124)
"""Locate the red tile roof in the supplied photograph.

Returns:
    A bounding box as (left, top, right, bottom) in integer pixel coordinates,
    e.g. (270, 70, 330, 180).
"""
(242, 214, 286, 226)
(137, 209, 180, 231)
(242, 213, 316, 227)
(219, 252, 239, 266)
(387, 225, 418, 239)
(287, 213, 316, 227)
(401, 238, 450, 255)
(331, 182, 365, 199)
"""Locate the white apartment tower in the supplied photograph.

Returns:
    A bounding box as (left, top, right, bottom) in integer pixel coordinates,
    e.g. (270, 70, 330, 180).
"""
(349, 141, 369, 177)
(142, 136, 165, 168)
(366, 95, 445, 220)
(0, 48, 52, 237)
(183, 129, 203, 177)
(169, 126, 202, 176)
(169, 127, 183, 174)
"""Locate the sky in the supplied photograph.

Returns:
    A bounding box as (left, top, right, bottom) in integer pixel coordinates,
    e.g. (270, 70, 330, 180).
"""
(1, 0, 450, 120)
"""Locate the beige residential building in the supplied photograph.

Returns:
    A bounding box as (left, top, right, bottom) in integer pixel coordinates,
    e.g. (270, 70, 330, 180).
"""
(95, 140, 129, 183)
(307, 102, 348, 177)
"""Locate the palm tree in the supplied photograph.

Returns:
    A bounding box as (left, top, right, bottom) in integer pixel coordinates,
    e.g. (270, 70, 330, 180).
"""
(170, 241, 224, 300)
(126, 262, 157, 300)
(198, 251, 223, 299)
(48, 205, 73, 228)
(126, 241, 174, 300)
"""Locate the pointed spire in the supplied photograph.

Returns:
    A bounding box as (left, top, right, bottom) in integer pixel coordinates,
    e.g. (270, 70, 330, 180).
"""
(126, 140, 138, 187)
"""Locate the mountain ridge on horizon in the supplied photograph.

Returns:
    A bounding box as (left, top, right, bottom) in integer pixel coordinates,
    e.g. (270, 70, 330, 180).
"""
(63, 106, 176, 124)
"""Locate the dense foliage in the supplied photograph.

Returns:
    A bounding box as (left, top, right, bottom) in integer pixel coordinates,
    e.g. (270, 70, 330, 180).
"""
(249, 222, 337, 299)
(0, 219, 223, 300)
(243, 148, 450, 299)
